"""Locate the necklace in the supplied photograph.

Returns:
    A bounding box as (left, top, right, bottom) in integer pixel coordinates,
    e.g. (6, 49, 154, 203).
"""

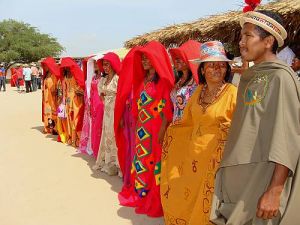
(198, 82, 226, 113)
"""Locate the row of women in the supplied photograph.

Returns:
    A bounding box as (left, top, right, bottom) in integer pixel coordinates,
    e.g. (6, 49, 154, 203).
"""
(41, 40, 237, 224)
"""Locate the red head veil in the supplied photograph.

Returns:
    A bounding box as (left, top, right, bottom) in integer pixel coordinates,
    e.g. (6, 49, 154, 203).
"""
(114, 47, 141, 175)
(169, 40, 201, 84)
(133, 40, 175, 93)
(41, 57, 61, 79)
(132, 41, 175, 121)
(60, 57, 85, 89)
(97, 52, 122, 75)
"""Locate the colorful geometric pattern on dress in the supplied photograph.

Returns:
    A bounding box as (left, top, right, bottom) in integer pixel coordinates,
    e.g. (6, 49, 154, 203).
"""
(138, 109, 152, 124)
(135, 176, 147, 190)
(154, 161, 161, 185)
(171, 83, 197, 123)
(134, 159, 148, 174)
(140, 91, 153, 105)
(137, 126, 151, 141)
(244, 74, 269, 106)
(136, 143, 151, 158)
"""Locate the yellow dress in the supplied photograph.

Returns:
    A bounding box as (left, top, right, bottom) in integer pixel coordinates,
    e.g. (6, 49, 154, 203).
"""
(161, 84, 237, 225)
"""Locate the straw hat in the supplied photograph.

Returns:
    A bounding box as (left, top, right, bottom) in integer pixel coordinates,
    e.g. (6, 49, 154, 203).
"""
(240, 11, 287, 47)
(190, 41, 231, 64)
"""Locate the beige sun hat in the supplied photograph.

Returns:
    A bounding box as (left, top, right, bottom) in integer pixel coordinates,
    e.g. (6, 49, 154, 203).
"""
(240, 11, 287, 47)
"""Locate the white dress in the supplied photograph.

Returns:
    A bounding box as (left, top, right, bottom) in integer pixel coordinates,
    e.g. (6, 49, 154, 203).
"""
(94, 75, 119, 175)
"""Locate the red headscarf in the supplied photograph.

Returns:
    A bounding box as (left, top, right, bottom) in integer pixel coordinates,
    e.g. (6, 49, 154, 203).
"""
(133, 41, 175, 92)
(131, 41, 175, 122)
(169, 40, 201, 84)
(97, 52, 122, 75)
(41, 57, 61, 79)
(60, 57, 85, 89)
(114, 47, 141, 174)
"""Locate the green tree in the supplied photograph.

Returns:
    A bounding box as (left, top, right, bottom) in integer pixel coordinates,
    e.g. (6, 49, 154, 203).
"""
(0, 19, 64, 70)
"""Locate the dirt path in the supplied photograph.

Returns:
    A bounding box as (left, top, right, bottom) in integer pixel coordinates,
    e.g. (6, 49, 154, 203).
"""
(0, 86, 164, 225)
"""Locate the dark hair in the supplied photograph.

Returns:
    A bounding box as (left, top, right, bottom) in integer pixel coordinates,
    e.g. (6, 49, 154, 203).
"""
(197, 62, 231, 84)
(254, 10, 284, 54)
(153, 72, 160, 84)
(176, 70, 193, 86)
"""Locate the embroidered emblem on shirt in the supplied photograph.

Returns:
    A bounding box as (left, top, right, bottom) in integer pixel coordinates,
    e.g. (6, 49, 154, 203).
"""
(244, 74, 269, 105)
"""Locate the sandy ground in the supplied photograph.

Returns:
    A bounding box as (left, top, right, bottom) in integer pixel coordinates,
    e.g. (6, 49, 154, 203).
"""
(0, 85, 164, 225)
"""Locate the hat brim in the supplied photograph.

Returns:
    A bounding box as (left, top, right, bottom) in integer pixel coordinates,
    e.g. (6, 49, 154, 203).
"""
(189, 56, 232, 64)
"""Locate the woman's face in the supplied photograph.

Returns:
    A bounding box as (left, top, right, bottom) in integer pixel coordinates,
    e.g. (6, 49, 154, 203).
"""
(292, 57, 300, 71)
(201, 62, 227, 84)
(102, 60, 113, 75)
(174, 57, 188, 71)
(141, 54, 153, 71)
(64, 68, 71, 77)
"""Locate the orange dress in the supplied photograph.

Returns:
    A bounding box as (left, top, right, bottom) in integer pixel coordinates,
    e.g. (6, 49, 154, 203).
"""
(161, 84, 237, 225)
(43, 73, 58, 133)
(65, 75, 84, 145)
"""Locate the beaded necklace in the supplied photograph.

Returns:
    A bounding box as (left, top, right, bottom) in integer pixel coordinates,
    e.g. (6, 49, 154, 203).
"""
(198, 82, 227, 113)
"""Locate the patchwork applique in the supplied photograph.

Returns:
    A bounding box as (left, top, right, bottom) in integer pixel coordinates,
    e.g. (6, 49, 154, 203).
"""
(136, 144, 151, 158)
(137, 127, 151, 141)
(135, 177, 147, 190)
(140, 91, 153, 105)
(244, 74, 269, 106)
(154, 161, 161, 185)
(134, 159, 148, 174)
(138, 109, 152, 124)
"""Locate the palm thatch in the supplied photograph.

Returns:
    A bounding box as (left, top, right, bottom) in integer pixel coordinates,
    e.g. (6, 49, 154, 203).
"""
(124, 0, 300, 54)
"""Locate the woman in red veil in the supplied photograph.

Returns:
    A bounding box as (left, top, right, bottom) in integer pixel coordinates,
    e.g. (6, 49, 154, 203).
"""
(60, 57, 85, 147)
(118, 41, 174, 217)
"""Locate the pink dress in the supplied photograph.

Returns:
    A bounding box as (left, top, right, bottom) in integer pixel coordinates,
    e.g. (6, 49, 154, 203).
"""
(78, 87, 93, 155)
(90, 76, 104, 158)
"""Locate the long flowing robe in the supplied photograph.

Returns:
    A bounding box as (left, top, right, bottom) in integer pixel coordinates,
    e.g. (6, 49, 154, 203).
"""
(42, 73, 58, 133)
(115, 48, 141, 201)
(210, 60, 300, 225)
(118, 41, 174, 218)
(41, 57, 61, 135)
(161, 84, 237, 225)
(94, 75, 119, 172)
(60, 57, 85, 145)
(90, 76, 104, 158)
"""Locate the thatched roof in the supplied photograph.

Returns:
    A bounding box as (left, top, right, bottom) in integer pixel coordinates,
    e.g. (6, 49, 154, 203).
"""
(124, 0, 300, 53)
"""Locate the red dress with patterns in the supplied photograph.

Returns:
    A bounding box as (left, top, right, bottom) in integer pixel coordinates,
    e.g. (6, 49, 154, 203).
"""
(118, 41, 174, 217)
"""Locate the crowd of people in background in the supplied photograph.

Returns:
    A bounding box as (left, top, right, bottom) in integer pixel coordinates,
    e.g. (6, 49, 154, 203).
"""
(0, 62, 43, 93)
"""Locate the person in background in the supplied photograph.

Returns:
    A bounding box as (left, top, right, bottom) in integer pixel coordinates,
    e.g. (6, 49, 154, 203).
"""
(0, 64, 6, 92)
(230, 56, 251, 87)
(277, 45, 295, 66)
(37, 66, 43, 89)
(168, 40, 200, 124)
(291, 55, 300, 81)
(23, 64, 32, 93)
(30, 63, 39, 91)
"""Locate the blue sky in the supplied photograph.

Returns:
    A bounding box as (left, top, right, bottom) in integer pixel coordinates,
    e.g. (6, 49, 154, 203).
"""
(0, 0, 268, 57)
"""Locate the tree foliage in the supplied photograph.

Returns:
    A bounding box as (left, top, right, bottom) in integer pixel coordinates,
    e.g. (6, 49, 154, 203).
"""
(0, 19, 64, 65)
